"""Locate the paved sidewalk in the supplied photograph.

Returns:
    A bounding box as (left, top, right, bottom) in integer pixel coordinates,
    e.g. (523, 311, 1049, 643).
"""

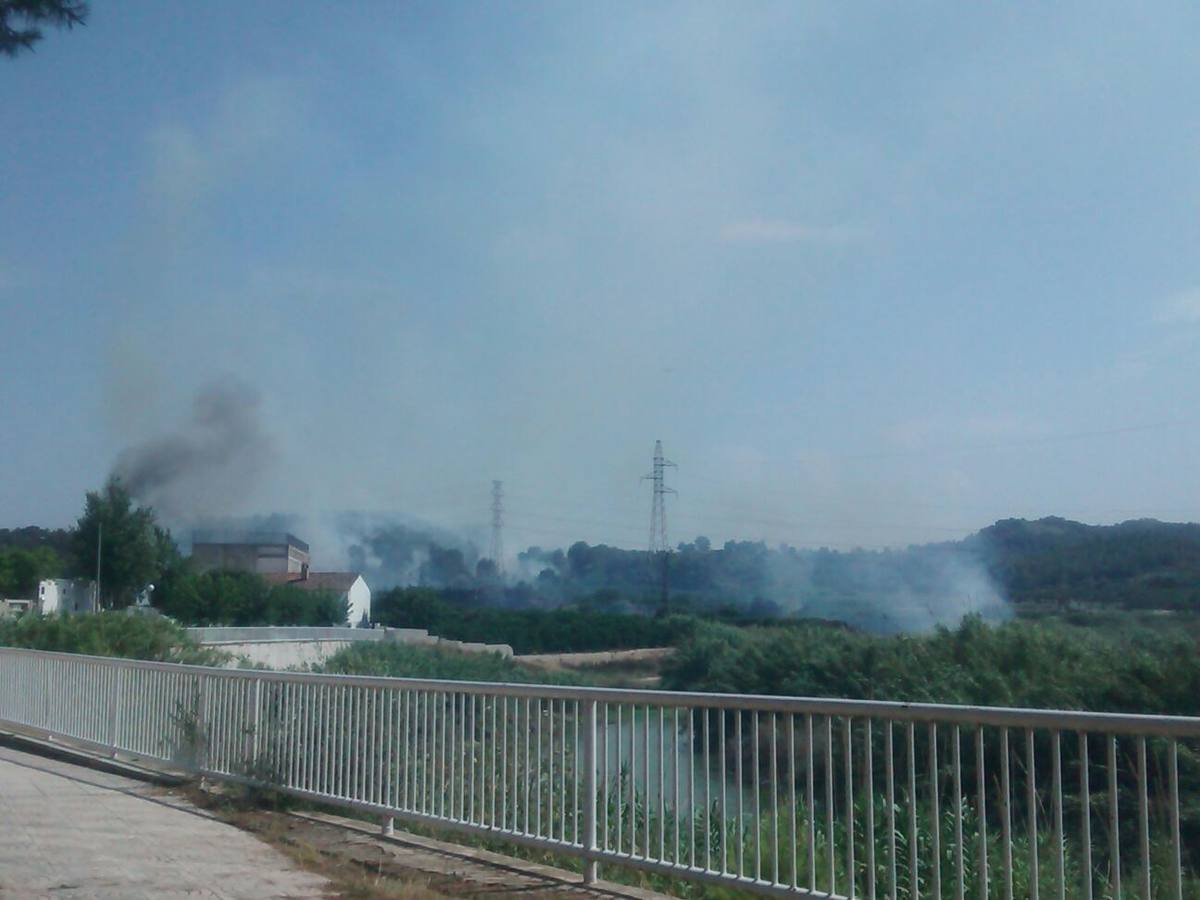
(0, 745, 331, 899)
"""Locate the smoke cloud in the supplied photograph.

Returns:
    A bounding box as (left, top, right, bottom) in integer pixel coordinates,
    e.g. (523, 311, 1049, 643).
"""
(182, 509, 481, 591)
(111, 377, 274, 520)
(766, 544, 1009, 633)
(337, 513, 481, 590)
(171, 504, 1008, 633)
(106, 378, 1008, 635)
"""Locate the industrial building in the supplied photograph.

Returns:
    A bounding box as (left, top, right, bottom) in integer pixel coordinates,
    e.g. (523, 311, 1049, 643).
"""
(191, 532, 310, 575)
(191, 531, 370, 626)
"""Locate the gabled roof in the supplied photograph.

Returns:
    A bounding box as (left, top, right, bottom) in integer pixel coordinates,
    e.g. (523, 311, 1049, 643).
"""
(263, 571, 362, 594)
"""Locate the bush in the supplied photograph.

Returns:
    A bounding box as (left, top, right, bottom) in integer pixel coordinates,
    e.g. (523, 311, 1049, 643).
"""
(372, 587, 696, 653)
(156, 568, 348, 626)
(319, 641, 560, 683)
(0, 612, 223, 665)
(662, 614, 1200, 715)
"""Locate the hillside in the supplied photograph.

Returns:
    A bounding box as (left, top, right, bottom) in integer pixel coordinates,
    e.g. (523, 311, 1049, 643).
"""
(495, 517, 1200, 623)
(971, 516, 1200, 610)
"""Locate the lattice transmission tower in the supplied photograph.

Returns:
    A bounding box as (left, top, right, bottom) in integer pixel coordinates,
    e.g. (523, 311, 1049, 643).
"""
(489, 480, 505, 575)
(642, 440, 676, 613)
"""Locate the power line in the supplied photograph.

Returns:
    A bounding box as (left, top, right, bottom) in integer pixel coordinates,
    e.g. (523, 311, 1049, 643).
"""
(642, 439, 676, 613)
(504, 498, 976, 539)
(489, 480, 504, 574)
(643, 440, 677, 553)
(368, 484, 1199, 551)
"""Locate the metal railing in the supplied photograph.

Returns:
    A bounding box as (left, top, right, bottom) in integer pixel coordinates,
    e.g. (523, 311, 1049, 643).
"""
(1, 646, 1196, 898)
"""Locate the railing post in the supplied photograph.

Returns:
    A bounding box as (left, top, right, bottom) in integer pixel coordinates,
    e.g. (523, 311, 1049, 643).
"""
(197, 674, 210, 781)
(40, 657, 49, 731)
(583, 698, 599, 885)
(250, 677, 262, 774)
(107, 665, 123, 757)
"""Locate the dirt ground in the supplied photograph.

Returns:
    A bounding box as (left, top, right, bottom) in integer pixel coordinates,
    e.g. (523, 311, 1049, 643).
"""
(188, 786, 672, 900)
(514, 647, 674, 687)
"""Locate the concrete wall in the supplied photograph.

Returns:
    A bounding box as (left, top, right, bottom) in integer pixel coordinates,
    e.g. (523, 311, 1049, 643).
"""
(211, 639, 356, 669)
(188, 625, 513, 669)
(187, 626, 388, 644)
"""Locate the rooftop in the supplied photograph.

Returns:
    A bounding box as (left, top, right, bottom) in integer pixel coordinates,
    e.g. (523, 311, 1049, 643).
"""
(191, 531, 310, 553)
(262, 571, 361, 593)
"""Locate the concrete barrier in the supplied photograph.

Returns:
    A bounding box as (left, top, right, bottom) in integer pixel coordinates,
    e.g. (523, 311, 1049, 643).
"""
(187, 625, 513, 668)
(186, 626, 387, 644)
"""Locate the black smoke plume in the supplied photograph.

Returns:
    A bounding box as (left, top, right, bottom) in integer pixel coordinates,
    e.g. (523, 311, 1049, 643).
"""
(111, 377, 274, 519)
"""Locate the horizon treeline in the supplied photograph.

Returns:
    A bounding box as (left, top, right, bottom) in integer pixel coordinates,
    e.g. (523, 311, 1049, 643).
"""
(7, 511, 1200, 628)
(347, 516, 1200, 629)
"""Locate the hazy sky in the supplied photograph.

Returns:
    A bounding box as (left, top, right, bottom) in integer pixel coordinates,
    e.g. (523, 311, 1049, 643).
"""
(4, 2, 1200, 555)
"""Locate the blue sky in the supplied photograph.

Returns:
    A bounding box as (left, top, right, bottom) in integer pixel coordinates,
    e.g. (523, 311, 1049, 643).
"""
(3, 2, 1200, 558)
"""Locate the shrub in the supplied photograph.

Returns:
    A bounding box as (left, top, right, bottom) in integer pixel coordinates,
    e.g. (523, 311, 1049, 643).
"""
(0, 611, 224, 665)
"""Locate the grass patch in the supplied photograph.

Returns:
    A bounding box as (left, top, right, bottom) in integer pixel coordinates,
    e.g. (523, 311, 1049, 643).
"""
(317, 641, 575, 684)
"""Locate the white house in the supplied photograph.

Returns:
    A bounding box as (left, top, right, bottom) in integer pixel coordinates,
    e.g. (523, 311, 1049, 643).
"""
(37, 579, 98, 615)
(263, 571, 371, 626)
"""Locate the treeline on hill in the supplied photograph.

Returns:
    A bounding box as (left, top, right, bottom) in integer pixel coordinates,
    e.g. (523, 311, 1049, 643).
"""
(8, 487, 1200, 631)
(0, 525, 74, 597)
(392, 518, 1200, 619)
(0, 545, 64, 598)
(968, 516, 1200, 609)
(0, 526, 75, 559)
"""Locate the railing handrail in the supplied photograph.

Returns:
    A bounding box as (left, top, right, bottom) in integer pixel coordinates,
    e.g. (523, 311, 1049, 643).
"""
(3, 644, 1195, 898)
(2, 645, 1197, 737)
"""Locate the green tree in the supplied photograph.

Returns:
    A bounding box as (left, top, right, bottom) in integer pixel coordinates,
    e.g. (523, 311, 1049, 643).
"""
(74, 479, 172, 609)
(0, 546, 61, 597)
(1, 0, 87, 57)
(155, 566, 348, 626)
